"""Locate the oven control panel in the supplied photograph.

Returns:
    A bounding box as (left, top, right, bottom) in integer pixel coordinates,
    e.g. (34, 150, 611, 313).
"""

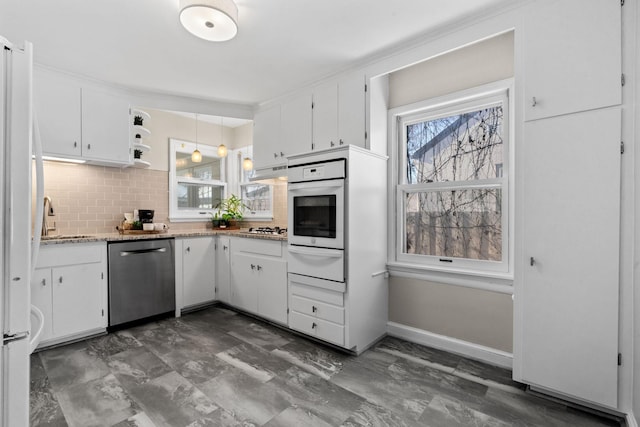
(303, 166, 324, 179)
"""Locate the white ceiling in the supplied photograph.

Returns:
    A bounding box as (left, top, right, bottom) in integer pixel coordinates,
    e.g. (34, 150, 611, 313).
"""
(0, 0, 510, 106)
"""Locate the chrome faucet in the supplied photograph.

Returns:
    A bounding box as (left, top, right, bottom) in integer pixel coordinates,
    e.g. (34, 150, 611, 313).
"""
(42, 196, 56, 237)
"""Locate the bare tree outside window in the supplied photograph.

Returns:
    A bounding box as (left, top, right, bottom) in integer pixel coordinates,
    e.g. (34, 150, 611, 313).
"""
(403, 105, 504, 262)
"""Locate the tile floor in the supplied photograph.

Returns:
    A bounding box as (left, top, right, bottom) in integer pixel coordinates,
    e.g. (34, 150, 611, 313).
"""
(30, 305, 623, 427)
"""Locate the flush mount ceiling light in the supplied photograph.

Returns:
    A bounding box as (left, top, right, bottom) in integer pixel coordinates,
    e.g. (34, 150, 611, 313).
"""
(179, 0, 238, 42)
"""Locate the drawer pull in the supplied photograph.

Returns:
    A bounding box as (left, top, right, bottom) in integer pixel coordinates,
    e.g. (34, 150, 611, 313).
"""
(312, 322, 317, 329)
(58, 276, 63, 284)
(312, 305, 317, 313)
(41, 278, 46, 287)
(251, 264, 255, 270)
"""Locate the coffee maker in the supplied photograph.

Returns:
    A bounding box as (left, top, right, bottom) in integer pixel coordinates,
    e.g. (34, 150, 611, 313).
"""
(138, 209, 154, 224)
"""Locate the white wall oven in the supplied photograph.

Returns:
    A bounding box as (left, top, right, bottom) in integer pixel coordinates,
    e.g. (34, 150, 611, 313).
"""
(288, 158, 346, 283)
(287, 159, 345, 250)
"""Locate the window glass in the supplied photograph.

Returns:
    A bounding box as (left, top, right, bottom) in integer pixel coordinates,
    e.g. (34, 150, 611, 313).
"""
(177, 182, 224, 210)
(405, 105, 504, 184)
(404, 188, 502, 261)
(176, 152, 222, 180)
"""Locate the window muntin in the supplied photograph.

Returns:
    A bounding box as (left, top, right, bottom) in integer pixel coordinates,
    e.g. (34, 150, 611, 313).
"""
(394, 86, 510, 273)
(170, 139, 226, 221)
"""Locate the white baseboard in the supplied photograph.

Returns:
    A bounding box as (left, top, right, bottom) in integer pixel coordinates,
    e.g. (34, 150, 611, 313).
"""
(627, 412, 638, 427)
(387, 321, 513, 369)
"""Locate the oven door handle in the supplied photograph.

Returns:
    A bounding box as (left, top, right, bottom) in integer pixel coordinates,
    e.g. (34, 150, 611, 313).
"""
(288, 246, 343, 258)
(288, 180, 344, 192)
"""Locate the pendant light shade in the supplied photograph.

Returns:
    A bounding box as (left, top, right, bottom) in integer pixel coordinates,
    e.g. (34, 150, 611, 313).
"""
(217, 144, 228, 158)
(179, 0, 238, 42)
(191, 148, 202, 163)
(242, 157, 253, 171)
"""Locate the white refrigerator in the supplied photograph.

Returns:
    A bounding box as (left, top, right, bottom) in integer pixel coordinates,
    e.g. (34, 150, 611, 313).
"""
(0, 36, 42, 427)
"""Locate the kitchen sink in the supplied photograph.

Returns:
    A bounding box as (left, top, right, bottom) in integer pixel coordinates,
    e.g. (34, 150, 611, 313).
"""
(41, 234, 95, 240)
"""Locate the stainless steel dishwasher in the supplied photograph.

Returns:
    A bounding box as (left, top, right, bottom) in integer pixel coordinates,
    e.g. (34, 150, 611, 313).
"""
(108, 238, 175, 327)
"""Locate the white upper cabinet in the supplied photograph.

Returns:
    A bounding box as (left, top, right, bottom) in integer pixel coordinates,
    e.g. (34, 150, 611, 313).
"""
(81, 88, 131, 164)
(523, 0, 621, 121)
(34, 68, 132, 166)
(34, 68, 82, 158)
(281, 93, 312, 156)
(253, 104, 282, 168)
(312, 72, 366, 150)
(312, 81, 338, 151)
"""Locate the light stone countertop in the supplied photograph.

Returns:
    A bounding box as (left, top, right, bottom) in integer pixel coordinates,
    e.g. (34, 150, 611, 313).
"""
(39, 229, 287, 245)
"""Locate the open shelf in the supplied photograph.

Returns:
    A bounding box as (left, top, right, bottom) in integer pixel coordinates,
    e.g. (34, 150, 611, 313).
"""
(130, 159, 151, 169)
(133, 142, 151, 152)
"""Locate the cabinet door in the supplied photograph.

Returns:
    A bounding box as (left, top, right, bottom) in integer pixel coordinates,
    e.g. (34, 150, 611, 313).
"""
(51, 263, 104, 339)
(256, 258, 287, 324)
(230, 253, 258, 313)
(34, 69, 82, 158)
(282, 93, 312, 155)
(523, 0, 621, 121)
(81, 88, 131, 164)
(338, 72, 366, 148)
(182, 237, 216, 307)
(216, 236, 231, 304)
(520, 108, 620, 408)
(312, 82, 338, 150)
(30, 269, 53, 343)
(253, 105, 282, 168)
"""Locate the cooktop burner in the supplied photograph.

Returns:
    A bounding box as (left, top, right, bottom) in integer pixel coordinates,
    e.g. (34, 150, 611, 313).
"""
(247, 227, 287, 235)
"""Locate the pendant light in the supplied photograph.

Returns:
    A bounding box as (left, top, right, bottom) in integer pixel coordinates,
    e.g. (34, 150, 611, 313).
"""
(191, 114, 202, 163)
(242, 157, 253, 171)
(179, 0, 238, 42)
(217, 117, 228, 158)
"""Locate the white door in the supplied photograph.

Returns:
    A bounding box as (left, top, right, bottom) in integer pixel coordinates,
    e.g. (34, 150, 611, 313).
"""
(182, 237, 216, 307)
(0, 38, 33, 427)
(520, 107, 620, 408)
(523, 0, 621, 121)
(52, 263, 103, 338)
(216, 237, 231, 304)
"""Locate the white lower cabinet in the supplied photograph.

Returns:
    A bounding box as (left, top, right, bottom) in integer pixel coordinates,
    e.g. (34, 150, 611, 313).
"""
(216, 236, 231, 304)
(175, 237, 216, 311)
(229, 237, 287, 324)
(288, 275, 345, 346)
(31, 243, 107, 347)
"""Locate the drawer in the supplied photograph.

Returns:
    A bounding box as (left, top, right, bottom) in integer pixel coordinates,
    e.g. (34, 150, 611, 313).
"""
(37, 242, 104, 268)
(289, 311, 344, 347)
(233, 237, 282, 257)
(289, 281, 344, 306)
(290, 295, 344, 325)
(288, 246, 344, 282)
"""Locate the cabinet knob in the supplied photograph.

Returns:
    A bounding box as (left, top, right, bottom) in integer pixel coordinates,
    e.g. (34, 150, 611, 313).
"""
(273, 152, 278, 158)
(339, 139, 344, 145)
(87, 143, 91, 150)
(530, 257, 536, 266)
(312, 322, 317, 329)
(312, 305, 317, 313)
(74, 141, 77, 148)
(280, 151, 284, 157)
(41, 278, 46, 287)
(186, 246, 191, 253)
(531, 97, 537, 107)
(330, 141, 335, 147)
(58, 276, 63, 284)
(223, 245, 228, 251)
(251, 264, 255, 270)
(256, 265, 262, 271)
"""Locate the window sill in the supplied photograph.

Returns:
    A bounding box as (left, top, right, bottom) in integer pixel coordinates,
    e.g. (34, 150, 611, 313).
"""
(386, 261, 513, 294)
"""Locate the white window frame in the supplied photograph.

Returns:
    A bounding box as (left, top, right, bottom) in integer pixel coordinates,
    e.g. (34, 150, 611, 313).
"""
(388, 79, 514, 278)
(169, 138, 227, 222)
(228, 146, 274, 221)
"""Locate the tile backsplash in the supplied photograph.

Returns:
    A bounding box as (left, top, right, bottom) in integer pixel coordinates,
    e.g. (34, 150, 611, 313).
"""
(34, 161, 287, 235)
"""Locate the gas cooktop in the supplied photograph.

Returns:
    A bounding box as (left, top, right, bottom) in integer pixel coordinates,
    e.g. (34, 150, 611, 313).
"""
(242, 227, 287, 236)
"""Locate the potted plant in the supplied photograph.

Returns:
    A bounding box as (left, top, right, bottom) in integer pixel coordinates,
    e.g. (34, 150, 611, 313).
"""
(212, 194, 247, 229)
(133, 115, 144, 126)
(134, 149, 143, 159)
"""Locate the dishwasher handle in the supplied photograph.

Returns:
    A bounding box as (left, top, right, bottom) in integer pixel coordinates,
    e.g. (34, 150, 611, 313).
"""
(120, 247, 167, 256)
